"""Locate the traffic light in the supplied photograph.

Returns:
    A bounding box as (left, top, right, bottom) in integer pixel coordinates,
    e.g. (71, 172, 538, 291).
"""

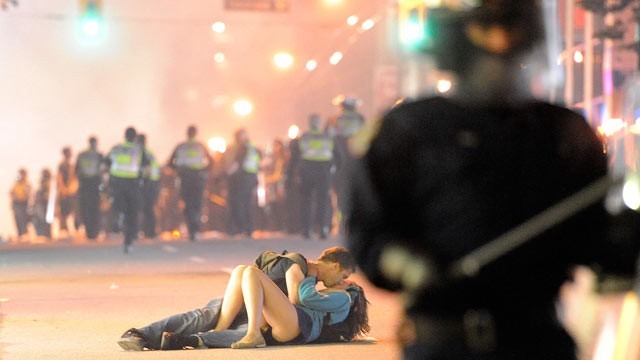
(77, 0, 105, 43)
(397, 0, 432, 52)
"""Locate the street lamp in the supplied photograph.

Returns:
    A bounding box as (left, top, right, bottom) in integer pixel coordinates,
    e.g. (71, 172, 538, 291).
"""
(233, 99, 253, 117)
(273, 52, 294, 70)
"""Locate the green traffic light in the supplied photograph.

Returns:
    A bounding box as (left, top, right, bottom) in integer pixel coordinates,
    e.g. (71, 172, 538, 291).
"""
(81, 18, 101, 36)
(77, 0, 105, 44)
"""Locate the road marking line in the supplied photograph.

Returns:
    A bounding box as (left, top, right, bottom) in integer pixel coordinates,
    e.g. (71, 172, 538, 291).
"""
(162, 245, 178, 253)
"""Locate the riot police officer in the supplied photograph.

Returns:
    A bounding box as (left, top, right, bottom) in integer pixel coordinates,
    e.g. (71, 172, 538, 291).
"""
(75, 136, 104, 240)
(168, 125, 212, 241)
(106, 127, 148, 253)
(346, 1, 640, 359)
(225, 128, 261, 238)
(137, 133, 160, 240)
(297, 113, 339, 239)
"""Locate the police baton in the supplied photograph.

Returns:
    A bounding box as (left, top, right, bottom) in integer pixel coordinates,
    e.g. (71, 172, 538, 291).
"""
(448, 175, 618, 280)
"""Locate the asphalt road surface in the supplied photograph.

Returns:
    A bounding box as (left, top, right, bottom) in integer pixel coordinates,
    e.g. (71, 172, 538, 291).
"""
(0, 234, 403, 360)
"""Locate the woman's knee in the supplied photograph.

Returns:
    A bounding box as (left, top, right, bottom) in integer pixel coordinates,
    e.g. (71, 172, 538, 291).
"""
(241, 266, 262, 281)
(231, 265, 250, 277)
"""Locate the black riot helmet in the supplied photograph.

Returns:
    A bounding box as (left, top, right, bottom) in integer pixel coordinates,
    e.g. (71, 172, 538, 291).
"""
(419, 0, 544, 72)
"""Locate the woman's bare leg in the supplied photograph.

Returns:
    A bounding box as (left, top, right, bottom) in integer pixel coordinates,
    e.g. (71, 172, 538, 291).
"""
(214, 265, 249, 331)
(232, 266, 300, 348)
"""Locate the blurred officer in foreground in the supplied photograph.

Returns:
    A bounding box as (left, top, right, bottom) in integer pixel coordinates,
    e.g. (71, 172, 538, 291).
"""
(346, 1, 640, 359)
(169, 125, 212, 241)
(106, 127, 148, 253)
(75, 136, 104, 240)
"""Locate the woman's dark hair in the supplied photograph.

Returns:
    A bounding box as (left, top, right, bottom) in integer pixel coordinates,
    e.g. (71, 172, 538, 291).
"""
(312, 283, 371, 344)
(343, 284, 371, 340)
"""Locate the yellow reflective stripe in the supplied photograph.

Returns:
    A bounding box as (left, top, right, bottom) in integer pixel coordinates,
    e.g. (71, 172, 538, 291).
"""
(243, 146, 261, 173)
(301, 132, 333, 161)
(175, 142, 208, 170)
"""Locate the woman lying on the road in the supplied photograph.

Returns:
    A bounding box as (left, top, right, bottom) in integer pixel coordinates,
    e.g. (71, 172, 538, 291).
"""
(159, 264, 370, 350)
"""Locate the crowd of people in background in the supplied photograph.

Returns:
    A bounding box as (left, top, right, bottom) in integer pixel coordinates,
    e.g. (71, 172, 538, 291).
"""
(7, 97, 366, 249)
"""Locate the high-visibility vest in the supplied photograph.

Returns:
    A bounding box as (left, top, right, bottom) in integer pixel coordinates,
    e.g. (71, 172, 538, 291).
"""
(300, 130, 333, 162)
(108, 142, 143, 179)
(337, 110, 364, 137)
(242, 144, 261, 174)
(174, 140, 209, 170)
(146, 149, 161, 181)
(77, 149, 102, 178)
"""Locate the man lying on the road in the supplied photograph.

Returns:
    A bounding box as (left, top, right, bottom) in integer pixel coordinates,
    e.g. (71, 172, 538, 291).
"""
(117, 246, 362, 350)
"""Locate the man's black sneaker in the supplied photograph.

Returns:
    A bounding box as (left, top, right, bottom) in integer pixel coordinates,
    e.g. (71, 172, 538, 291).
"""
(117, 328, 146, 351)
(160, 331, 201, 350)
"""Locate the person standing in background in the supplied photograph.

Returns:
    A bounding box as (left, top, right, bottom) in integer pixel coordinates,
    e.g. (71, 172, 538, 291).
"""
(329, 96, 365, 234)
(32, 168, 53, 240)
(75, 136, 104, 240)
(263, 138, 289, 232)
(106, 126, 148, 253)
(296, 114, 339, 239)
(224, 128, 261, 238)
(168, 125, 212, 241)
(10, 168, 31, 241)
(137, 133, 160, 240)
(57, 146, 78, 238)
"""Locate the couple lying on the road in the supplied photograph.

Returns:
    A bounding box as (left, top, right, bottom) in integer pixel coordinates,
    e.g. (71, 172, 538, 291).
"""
(117, 246, 370, 350)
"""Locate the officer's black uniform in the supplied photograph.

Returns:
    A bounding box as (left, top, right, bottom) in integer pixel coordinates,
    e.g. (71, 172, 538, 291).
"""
(346, 1, 640, 359)
(168, 126, 212, 241)
(75, 137, 104, 240)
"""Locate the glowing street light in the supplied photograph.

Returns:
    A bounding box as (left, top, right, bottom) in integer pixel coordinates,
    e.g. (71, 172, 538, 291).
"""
(361, 18, 375, 31)
(347, 15, 359, 26)
(233, 99, 253, 117)
(211, 21, 226, 33)
(207, 137, 227, 153)
(273, 52, 294, 70)
(288, 125, 300, 139)
(437, 79, 452, 93)
(213, 52, 225, 63)
(573, 50, 584, 64)
(329, 51, 343, 65)
(306, 59, 318, 71)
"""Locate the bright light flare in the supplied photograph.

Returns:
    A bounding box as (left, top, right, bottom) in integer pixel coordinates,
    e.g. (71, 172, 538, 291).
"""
(211, 21, 226, 33)
(573, 50, 584, 64)
(273, 52, 294, 70)
(257, 186, 266, 207)
(347, 15, 359, 26)
(213, 52, 225, 63)
(598, 118, 626, 137)
(437, 79, 452, 93)
(361, 18, 375, 31)
(82, 20, 101, 36)
(329, 51, 343, 65)
(305, 59, 318, 71)
(207, 137, 227, 153)
(623, 174, 640, 210)
(288, 125, 300, 139)
(233, 99, 253, 117)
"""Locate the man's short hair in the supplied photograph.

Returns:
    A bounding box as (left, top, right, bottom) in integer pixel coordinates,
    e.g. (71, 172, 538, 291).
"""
(318, 246, 357, 273)
(125, 127, 137, 142)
